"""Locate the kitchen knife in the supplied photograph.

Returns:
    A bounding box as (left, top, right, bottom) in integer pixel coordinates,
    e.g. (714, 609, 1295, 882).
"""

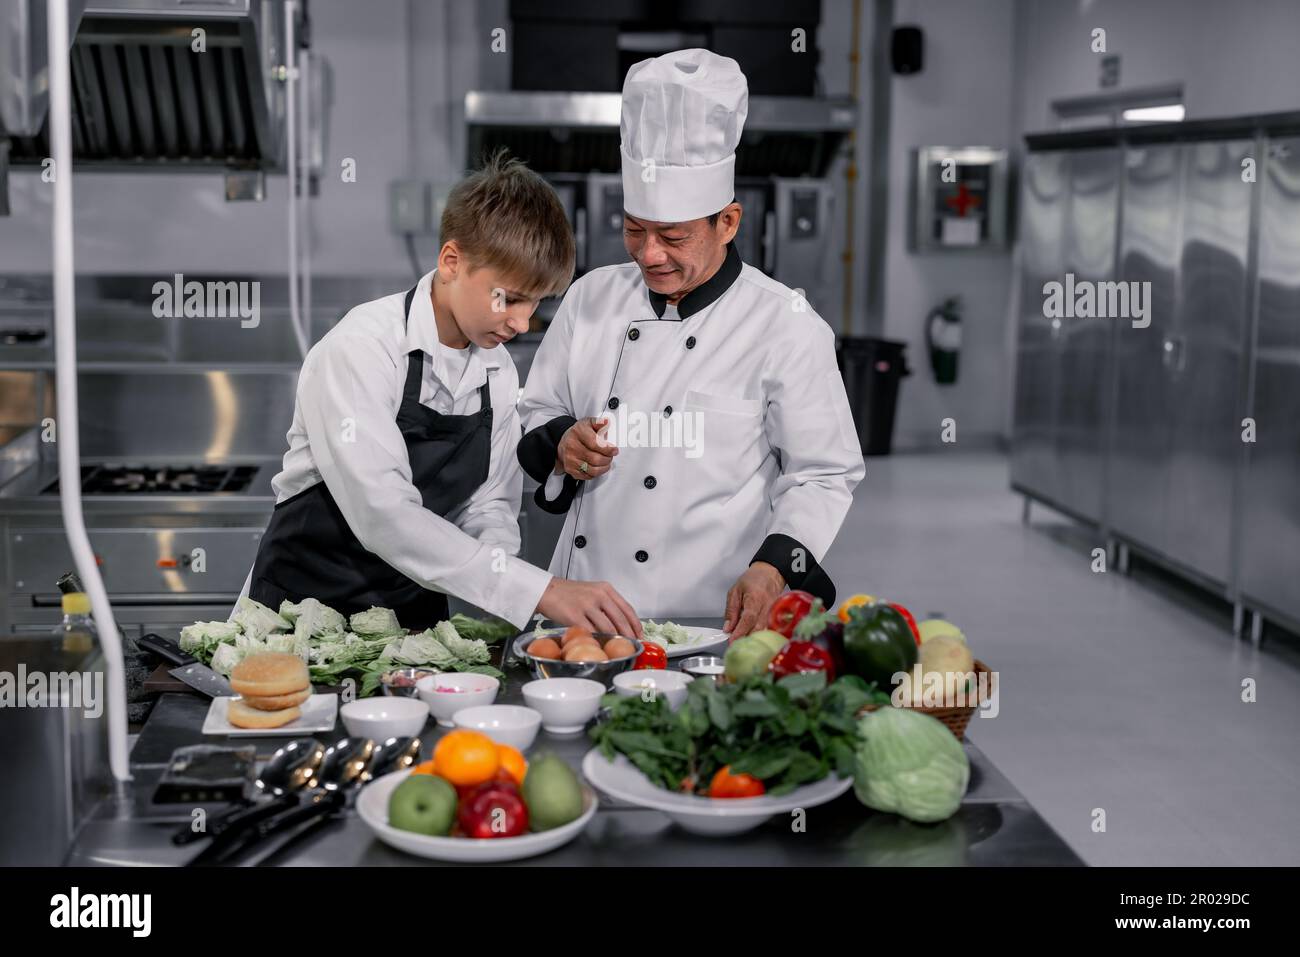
(138, 633, 235, 697)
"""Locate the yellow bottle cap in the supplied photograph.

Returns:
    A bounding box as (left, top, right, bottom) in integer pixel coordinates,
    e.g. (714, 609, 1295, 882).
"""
(62, 592, 92, 615)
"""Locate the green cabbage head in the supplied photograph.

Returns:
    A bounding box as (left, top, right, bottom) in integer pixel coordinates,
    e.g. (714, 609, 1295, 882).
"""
(853, 706, 969, 823)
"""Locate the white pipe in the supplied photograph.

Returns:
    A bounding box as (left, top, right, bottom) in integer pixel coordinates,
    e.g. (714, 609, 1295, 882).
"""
(298, 43, 312, 342)
(47, 0, 130, 785)
(284, 0, 308, 360)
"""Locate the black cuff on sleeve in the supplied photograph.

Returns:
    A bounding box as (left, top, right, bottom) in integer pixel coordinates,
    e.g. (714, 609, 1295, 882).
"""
(517, 415, 577, 484)
(751, 533, 837, 608)
(533, 474, 580, 514)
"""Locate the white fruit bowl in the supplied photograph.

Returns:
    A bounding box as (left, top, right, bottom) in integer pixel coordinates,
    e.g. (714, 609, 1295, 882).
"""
(357, 769, 598, 863)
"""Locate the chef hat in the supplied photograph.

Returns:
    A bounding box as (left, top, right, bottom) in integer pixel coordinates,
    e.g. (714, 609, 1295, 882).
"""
(620, 49, 749, 224)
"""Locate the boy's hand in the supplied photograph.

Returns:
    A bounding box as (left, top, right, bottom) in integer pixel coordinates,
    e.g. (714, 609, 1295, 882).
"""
(555, 416, 618, 480)
(537, 578, 642, 639)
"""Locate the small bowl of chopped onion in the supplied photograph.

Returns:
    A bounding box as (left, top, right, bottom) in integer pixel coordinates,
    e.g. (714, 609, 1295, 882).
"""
(416, 672, 500, 727)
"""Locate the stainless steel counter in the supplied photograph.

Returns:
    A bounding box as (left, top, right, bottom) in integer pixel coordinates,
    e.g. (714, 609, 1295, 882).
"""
(67, 630, 1084, 867)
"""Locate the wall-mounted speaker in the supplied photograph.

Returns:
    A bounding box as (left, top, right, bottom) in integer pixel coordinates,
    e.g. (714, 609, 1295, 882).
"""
(892, 25, 923, 75)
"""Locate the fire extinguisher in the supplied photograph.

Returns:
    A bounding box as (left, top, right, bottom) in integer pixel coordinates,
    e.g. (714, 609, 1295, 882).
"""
(926, 296, 962, 384)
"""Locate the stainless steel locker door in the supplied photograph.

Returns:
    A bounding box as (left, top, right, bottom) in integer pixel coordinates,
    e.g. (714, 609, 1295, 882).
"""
(1166, 139, 1254, 585)
(1056, 148, 1120, 522)
(1240, 136, 1300, 622)
(1011, 151, 1067, 506)
(1109, 143, 1181, 553)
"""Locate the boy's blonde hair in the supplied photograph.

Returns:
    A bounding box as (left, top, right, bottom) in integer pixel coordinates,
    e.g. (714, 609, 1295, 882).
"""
(440, 150, 575, 299)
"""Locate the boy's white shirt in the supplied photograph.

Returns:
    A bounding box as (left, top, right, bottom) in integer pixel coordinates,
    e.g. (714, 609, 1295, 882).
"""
(234, 269, 550, 628)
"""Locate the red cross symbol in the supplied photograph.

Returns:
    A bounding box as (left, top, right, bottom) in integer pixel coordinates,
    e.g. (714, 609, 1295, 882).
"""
(945, 182, 982, 217)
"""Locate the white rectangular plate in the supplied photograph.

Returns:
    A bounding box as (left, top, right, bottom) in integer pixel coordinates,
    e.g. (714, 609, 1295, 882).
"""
(201, 693, 339, 736)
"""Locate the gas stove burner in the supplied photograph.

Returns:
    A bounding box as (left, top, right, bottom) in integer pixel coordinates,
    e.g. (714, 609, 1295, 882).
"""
(44, 464, 258, 495)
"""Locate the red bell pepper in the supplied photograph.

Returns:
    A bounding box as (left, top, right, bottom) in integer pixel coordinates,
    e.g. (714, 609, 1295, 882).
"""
(769, 639, 837, 681)
(767, 590, 816, 638)
(889, 603, 922, 646)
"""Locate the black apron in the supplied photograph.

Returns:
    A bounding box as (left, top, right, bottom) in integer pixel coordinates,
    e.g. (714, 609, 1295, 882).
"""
(249, 285, 493, 631)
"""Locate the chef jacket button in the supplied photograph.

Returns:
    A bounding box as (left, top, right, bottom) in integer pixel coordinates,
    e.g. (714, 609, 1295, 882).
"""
(628, 328, 640, 341)
(643, 476, 657, 489)
(608, 396, 620, 409)
(574, 535, 587, 548)
(635, 549, 649, 563)
(685, 336, 696, 349)
(663, 406, 673, 416)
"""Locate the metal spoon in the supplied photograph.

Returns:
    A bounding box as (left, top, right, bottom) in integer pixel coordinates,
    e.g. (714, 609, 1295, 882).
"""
(363, 735, 421, 781)
(249, 735, 423, 867)
(172, 738, 323, 846)
(189, 737, 374, 867)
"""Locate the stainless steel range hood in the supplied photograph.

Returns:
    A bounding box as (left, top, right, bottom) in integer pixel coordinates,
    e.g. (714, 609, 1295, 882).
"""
(465, 90, 855, 178)
(1, 0, 287, 171)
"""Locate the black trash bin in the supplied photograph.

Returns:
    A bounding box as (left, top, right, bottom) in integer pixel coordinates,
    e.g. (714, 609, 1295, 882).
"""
(837, 337, 911, 456)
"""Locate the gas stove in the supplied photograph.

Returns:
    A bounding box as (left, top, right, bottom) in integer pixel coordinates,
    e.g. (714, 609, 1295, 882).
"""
(43, 464, 260, 495)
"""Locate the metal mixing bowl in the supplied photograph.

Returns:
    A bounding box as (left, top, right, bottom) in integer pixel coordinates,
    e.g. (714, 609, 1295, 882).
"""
(512, 630, 644, 686)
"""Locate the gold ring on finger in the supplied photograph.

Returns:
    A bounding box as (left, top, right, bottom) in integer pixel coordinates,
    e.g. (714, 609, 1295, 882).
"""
(579, 460, 590, 474)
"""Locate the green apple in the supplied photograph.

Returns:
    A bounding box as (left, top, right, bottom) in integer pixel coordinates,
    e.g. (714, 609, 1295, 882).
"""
(388, 774, 457, 836)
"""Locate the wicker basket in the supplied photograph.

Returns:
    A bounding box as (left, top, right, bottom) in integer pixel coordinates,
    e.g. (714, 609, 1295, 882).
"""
(859, 659, 994, 741)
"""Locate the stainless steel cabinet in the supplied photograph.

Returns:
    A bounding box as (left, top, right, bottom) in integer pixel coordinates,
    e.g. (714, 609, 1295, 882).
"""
(1166, 139, 1254, 585)
(1014, 119, 1300, 634)
(1108, 139, 1253, 586)
(1011, 148, 1118, 523)
(1239, 136, 1300, 622)
(1011, 151, 1067, 509)
(1057, 148, 1120, 523)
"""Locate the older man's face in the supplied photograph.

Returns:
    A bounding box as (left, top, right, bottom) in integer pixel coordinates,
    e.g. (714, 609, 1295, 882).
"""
(623, 204, 741, 298)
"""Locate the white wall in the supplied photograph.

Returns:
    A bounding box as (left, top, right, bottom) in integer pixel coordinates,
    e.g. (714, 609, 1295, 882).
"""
(882, 0, 1018, 450)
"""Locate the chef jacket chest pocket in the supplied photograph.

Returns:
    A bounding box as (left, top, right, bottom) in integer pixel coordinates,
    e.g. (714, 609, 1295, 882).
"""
(682, 390, 765, 471)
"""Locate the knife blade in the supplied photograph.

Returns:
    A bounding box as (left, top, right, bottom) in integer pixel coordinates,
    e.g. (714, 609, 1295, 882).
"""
(138, 633, 235, 697)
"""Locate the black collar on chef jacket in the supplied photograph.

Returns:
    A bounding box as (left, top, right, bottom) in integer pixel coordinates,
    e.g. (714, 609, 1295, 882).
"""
(646, 242, 742, 320)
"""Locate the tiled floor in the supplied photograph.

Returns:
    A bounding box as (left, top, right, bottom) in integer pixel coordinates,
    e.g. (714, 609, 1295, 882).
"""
(822, 451, 1300, 866)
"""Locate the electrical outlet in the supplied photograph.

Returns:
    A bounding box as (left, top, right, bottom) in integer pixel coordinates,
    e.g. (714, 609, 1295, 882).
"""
(389, 179, 430, 234)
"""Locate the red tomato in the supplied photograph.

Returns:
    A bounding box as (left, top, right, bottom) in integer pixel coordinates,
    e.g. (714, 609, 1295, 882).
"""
(633, 643, 668, 670)
(767, 590, 816, 638)
(709, 765, 766, 799)
(889, 603, 922, 646)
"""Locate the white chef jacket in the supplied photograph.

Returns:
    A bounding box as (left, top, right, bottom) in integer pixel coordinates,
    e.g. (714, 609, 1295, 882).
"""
(239, 270, 552, 629)
(518, 247, 865, 618)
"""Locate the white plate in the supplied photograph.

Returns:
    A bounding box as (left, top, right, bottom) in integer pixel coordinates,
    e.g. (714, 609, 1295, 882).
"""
(581, 748, 852, 836)
(356, 769, 598, 863)
(201, 694, 338, 736)
(642, 625, 729, 659)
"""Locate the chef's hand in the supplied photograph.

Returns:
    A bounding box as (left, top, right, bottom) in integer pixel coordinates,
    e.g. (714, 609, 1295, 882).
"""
(537, 577, 643, 639)
(723, 562, 786, 637)
(556, 416, 618, 480)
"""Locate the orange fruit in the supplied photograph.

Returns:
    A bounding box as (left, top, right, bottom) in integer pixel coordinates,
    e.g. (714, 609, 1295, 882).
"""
(411, 759, 438, 776)
(432, 729, 500, 787)
(496, 744, 527, 786)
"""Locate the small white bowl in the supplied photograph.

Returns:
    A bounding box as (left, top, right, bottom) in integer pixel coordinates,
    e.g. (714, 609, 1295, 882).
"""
(453, 704, 541, 751)
(416, 673, 499, 727)
(339, 697, 428, 740)
(612, 669, 694, 710)
(521, 678, 606, 734)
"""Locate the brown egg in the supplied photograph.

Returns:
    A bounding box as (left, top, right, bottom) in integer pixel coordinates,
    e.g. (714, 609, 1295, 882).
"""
(604, 637, 636, 660)
(563, 644, 608, 662)
(527, 638, 562, 660)
(561, 627, 595, 648)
